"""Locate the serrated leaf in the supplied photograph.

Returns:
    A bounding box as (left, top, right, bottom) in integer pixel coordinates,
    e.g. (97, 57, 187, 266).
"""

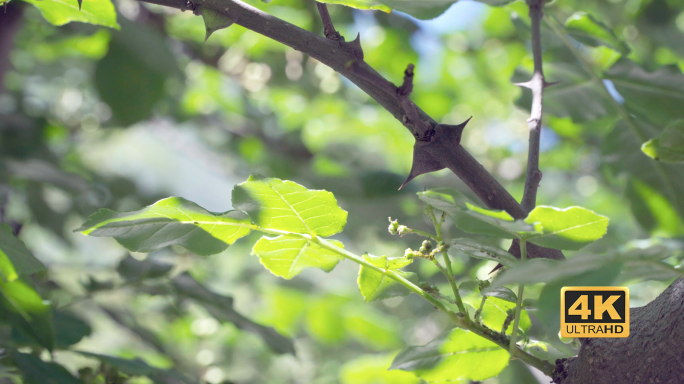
(23, 0, 119, 29)
(450, 238, 518, 267)
(565, 12, 630, 54)
(464, 296, 530, 333)
(390, 328, 509, 382)
(76, 197, 252, 256)
(199, 7, 234, 42)
(232, 175, 348, 237)
(357, 254, 415, 302)
(418, 189, 535, 238)
(642, 120, 684, 163)
(481, 286, 517, 303)
(605, 58, 684, 126)
(0, 225, 45, 282)
(523, 206, 609, 250)
(252, 235, 344, 279)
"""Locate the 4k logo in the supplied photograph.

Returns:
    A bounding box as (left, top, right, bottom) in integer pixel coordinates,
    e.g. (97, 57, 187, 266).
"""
(561, 287, 629, 338)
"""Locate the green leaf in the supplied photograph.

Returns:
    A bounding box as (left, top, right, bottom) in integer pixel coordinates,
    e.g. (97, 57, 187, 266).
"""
(11, 350, 83, 384)
(233, 175, 348, 236)
(390, 328, 509, 382)
(357, 254, 415, 302)
(317, 0, 513, 20)
(171, 272, 295, 355)
(464, 296, 530, 333)
(418, 189, 535, 239)
(490, 254, 620, 288)
(76, 197, 252, 256)
(341, 354, 420, 384)
(604, 119, 684, 235)
(523, 206, 609, 250)
(642, 120, 684, 163)
(450, 238, 518, 267)
(343, 306, 401, 350)
(74, 352, 193, 383)
(252, 235, 344, 279)
(95, 18, 181, 126)
(0, 279, 54, 351)
(117, 254, 173, 282)
(22, 0, 118, 29)
(199, 7, 234, 42)
(0, 224, 45, 281)
(605, 58, 684, 126)
(481, 286, 517, 303)
(565, 12, 630, 54)
(12, 310, 91, 348)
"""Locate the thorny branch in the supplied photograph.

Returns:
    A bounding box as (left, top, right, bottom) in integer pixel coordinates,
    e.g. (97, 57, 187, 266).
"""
(138, 0, 565, 263)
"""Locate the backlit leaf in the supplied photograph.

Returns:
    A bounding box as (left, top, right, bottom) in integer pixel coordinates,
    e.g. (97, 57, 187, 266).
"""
(0, 224, 45, 281)
(524, 206, 609, 250)
(252, 235, 344, 279)
(390, 328, 509, 382)
(76, 197, 252, 256)
(232, 175, 348, 237)
(357, 254, 415, 301)
(23, 0, 119, 29)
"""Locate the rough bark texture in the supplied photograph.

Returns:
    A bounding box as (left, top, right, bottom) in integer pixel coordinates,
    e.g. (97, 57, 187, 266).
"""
(554, 278, 684, 384)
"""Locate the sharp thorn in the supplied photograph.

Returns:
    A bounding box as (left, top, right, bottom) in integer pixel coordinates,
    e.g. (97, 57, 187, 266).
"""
(544, 80, 560, 88)
(514, 81, 532, 89)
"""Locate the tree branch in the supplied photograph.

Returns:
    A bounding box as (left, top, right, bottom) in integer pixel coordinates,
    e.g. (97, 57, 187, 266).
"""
(136, 0, 563, 261)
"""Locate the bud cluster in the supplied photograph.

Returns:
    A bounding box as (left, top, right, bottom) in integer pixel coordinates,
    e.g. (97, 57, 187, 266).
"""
(388, 217, 412, 237)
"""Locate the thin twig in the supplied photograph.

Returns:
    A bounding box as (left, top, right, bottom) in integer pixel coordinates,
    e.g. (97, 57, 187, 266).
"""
(315, 2, 339, 40)
(519, 0, 547, 213)
(509, 239, 527, 355)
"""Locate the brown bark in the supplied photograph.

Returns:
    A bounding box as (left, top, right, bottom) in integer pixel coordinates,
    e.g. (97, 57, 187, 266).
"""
(554, 278, 684, 383)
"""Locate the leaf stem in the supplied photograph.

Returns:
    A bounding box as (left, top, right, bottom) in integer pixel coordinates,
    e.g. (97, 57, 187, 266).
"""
(427, 206, 467, 315)
(509, 239, 527, 355)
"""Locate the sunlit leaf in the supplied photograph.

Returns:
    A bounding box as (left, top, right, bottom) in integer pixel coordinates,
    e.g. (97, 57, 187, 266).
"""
(357, 254, 415, 302)
(341, 354, 420, 384)
(252, 235, 344, 279)
(390, 328, 509, 382)
(23, 0, 119, 29)
(418, 189, 535, 238)
(464, 296, 530, 333)
(76, 197, 252, 256)
(523, 206, 609, 250)
(450, 238, 518, 266)
(642, 120, 684, 163)
(317, 0, 513, 20)
(232, 175, 348, 237)
(565, 12, 630, 54)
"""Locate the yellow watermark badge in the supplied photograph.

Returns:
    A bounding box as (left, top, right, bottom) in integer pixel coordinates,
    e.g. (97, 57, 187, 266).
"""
(561, 287, 629, 338)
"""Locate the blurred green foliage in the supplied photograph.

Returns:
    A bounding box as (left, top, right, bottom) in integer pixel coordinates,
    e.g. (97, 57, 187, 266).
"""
(1, 0, 684, 382)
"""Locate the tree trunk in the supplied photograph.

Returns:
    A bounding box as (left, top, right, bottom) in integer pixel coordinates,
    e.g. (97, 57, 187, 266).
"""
(554, 278, 684, 383)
